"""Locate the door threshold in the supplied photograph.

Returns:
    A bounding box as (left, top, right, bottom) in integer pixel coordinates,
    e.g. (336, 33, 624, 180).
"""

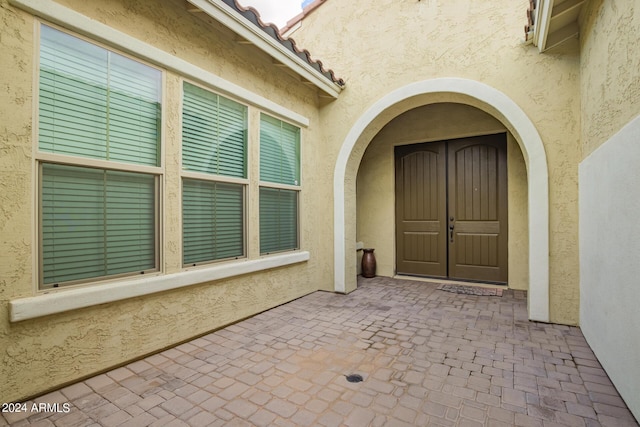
(394, 275, 508, 288)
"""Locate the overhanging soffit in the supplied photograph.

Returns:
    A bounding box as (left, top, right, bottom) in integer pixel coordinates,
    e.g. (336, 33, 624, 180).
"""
(185, 0, 344, 99)
(525, 0, 585, 53)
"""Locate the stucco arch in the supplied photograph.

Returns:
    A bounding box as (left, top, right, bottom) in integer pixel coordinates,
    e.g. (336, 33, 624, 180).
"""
(334, 78, 549, 322)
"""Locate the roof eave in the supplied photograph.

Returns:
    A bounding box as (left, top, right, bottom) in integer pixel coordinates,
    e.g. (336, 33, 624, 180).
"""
(187, 0, 343, 99)
(533, 0, 554, 52)
(530, 0, 584, 53)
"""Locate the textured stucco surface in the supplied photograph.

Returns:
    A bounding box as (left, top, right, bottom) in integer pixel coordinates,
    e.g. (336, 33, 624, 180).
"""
(0, 0, 333, 401)
(293, 0, 581, 323)
(578, 0, 640, 419)
(1, 0, 600, 402)
(355, 103, 529, 290)
(0, 0, 36, 400)
(580, 0, 640, 158)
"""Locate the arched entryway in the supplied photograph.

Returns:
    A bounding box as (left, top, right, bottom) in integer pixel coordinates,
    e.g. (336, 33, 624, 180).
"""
(333, 78, 549, 322)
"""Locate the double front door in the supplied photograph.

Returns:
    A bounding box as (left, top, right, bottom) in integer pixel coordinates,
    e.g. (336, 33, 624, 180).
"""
(395, 134, 508, 283)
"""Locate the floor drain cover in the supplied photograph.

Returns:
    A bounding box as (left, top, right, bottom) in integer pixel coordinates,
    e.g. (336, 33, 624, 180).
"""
(346, 374, 363, 383)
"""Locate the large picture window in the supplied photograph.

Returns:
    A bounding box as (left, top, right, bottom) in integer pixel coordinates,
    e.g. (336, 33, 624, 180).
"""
(181, 82, 247, 265)
(38, 24, 161, 289)
(259, 114, 301, 254)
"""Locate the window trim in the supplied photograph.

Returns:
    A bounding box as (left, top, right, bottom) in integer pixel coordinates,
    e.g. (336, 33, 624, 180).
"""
(258, 181, 302, 192)
(35, 22, 165, 290)
(11, 251, 310, 322)
(36, 152, 163, 175)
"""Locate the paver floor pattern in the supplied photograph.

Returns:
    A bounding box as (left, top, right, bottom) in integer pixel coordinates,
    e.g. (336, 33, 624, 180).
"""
(2, 277, 637, 426)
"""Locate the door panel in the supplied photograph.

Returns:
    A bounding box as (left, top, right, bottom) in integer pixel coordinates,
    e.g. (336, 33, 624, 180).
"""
(395, 143, 447, 277)
(394, 134, 508, 283)
(448, 136, 508, 282)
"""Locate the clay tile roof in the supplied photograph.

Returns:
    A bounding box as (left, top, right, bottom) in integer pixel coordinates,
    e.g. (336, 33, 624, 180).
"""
(525, 0, 535, 41)
(223, 0, 344, 87)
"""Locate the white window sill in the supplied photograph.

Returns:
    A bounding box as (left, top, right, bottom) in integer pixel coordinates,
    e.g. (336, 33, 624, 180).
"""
(10, 251, 310, 322)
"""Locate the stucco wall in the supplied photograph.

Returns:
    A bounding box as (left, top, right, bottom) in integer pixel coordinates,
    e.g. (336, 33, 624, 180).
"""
(506, 133, 529, 290)
(356, 103, 529, 289)
(0, 0, 332, 401)
(294, 0, 581, 323)
(580, 0, 640, 159)
(579, 0, 640, 419)
(579, 115, 640, 419)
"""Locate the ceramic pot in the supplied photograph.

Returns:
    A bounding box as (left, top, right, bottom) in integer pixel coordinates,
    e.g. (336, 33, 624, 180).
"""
(361, 248, 376, 278)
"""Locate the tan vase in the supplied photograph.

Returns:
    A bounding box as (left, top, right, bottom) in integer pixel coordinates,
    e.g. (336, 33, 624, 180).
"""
(361, 248, 376, 278)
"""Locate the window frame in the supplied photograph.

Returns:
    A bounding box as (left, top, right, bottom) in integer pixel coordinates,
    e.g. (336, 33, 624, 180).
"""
(180, 174, 248, 267)
(10, 0, 312, 317)
(180, 80, 249, 267)
(258, 113, 302, 255)
(35, 22, 164, 290)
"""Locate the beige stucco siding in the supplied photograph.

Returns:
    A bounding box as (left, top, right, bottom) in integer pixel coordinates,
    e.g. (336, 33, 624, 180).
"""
(580, 0, 640, 158)
(578, 0, 640, 418)
(2, 0, 609, 403)
(0, 2, 33, 300)
(506, 133, 529, 291)
(293, 0, 581, 323)
(0, 0, 331, 401)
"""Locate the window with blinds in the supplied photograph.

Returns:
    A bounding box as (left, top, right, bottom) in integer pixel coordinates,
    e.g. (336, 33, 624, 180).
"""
(41, 164, 157, 285)
(259, 187, 298, 254)
(260, 114, 300, 186)
(39, 25, 161, 166)
(183, 180, 244, 265)
(38, 24, 161, 289)
(182, 83, 246, 177)
(259, 114, 301, 254)
(182, 82, 247, 265)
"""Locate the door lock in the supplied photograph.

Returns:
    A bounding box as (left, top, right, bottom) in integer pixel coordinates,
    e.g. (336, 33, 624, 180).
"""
(449, 217, 455, 243)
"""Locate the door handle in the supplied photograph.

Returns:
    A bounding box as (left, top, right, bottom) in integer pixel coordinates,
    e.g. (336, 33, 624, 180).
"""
(449, 223, 455, 243)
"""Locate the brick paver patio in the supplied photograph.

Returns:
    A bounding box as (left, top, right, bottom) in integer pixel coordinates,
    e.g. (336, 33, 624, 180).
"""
(2, 277, 638, 426)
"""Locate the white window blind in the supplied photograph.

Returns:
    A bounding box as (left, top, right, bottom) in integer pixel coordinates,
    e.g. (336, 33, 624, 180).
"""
(259, 114, 300, 254)
(39, 25, 161, 166)
(259, 187, 298, 254)
(181, 82, 247, 265)
(42, 164, 156, 287)
(182, 82, 246, 177)
(38, 25, 161, 288)
(182, 180, 244, 265)
(260, 114, 300, 186)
